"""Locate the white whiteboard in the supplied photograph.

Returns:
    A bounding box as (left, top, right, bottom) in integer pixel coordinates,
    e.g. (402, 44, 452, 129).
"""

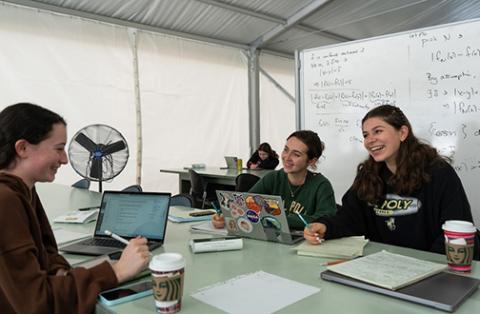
(297, 18, 480, 226)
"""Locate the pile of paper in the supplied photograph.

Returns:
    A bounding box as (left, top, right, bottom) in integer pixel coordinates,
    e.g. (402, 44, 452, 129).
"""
(189, 221, 228, 236)
(53, 209, 99, 224)
(294, 236, 369, 259)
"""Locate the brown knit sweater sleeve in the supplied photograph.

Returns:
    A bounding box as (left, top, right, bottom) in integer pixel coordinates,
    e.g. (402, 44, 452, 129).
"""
(0, 187, 118, 314)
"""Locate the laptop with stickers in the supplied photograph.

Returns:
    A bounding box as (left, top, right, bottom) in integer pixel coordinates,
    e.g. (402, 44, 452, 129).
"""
(215, 190, 304, 245)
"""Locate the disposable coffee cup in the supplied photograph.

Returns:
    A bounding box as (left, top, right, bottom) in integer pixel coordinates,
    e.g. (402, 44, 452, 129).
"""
(149, 253, 185, 313)
(442, 220, 476, 272)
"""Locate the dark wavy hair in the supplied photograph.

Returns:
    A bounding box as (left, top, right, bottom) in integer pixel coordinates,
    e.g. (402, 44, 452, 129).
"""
(352, 105, 446, 203)
(257, 142, 278, 159)
(0, 103, 66, 169)
(287, 130, 324, 161)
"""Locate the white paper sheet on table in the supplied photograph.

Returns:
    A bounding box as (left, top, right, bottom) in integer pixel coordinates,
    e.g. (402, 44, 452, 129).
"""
(191, 270, 320, 314)
(53, 228, 90, 245)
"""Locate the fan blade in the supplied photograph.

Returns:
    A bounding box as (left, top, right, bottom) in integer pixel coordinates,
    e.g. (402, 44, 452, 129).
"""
(90, 158, 103, 179)
(102, 140, 126, 155)
(75, 133, 97, 152)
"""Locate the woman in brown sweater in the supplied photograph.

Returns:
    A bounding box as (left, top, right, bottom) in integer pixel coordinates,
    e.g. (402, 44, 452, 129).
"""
(0, 103, 150, 313)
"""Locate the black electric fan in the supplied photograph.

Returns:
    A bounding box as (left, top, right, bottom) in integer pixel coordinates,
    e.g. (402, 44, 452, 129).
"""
(68, 124, 129, 192)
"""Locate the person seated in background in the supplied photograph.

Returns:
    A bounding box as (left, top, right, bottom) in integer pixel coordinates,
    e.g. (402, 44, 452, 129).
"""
(246, 142, 279, 170)
(213, 130, 337, 230)
(0, 103, 150, 313)
(304, 105, 479, 258)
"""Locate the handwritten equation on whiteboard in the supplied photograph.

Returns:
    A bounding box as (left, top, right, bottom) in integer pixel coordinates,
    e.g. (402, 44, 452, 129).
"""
(301, 23, 480, 178)
(300, 19, 480, 227)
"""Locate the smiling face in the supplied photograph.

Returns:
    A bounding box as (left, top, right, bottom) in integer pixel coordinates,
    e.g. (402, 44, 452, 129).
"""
(17, 123, 68, 186)
(362, 117, 408, 173)
(281, 136, 316, 175)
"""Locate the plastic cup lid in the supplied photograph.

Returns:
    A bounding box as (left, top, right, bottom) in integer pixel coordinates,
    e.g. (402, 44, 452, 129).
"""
(149, 253, 185, 271)
(442, 220, 476, 233)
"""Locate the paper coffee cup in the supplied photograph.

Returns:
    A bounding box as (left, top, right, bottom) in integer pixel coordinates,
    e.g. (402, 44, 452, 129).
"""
(442, 220, 476, 272)
(149, 253, 185, 313)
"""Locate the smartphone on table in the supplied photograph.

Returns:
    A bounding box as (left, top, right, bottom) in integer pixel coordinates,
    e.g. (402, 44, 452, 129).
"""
(98, 280, 152, 306)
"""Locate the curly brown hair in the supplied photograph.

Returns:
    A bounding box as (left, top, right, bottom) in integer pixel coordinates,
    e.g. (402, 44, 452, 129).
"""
(352, 105, 447, 203)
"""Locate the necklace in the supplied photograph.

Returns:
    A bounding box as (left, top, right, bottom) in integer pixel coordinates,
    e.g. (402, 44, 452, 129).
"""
(287, 182, 302, 198)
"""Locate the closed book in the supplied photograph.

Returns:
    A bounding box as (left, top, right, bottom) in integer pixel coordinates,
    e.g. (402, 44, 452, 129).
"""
(294, 236, 369, 259)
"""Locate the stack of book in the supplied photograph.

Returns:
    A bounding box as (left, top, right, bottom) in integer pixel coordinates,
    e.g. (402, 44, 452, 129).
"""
(294, 236, 369, 259)
(318, 250, 480, 312)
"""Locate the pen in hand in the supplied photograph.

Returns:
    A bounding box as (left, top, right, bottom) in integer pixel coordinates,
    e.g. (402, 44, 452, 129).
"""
(104, 230, 129, 245)
(105, 230, 153, 258)
(296, 213, 323, 243)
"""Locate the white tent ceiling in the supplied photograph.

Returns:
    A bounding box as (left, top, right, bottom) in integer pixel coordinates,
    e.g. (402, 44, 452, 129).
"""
(5, 0, 480, 58)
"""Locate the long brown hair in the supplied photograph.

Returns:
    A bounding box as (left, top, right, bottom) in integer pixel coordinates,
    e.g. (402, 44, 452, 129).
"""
(257, 142, 278, 159)
(352, 105, 447, 203)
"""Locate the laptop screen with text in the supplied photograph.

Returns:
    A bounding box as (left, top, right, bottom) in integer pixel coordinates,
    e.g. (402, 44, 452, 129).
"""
(94, 191, 170, 241)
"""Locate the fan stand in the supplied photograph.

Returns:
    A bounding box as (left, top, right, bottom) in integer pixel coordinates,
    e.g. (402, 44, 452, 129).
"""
(97, 157, 103, 193)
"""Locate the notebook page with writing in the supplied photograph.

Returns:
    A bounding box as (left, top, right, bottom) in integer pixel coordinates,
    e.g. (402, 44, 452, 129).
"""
(327, 250, 447, 290)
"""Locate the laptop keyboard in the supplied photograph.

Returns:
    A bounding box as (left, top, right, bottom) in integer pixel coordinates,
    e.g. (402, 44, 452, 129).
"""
(80, 237, 160, 249)
(81, 238, 126, 248)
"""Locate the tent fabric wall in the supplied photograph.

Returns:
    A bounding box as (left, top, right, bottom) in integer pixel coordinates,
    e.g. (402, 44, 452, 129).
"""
(0, 4, 138, 191)
(137, 31, 250, 193)
(0, 3, 294, 193)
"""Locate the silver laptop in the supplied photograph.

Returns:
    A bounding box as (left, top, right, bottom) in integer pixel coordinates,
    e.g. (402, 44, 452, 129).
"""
(220, 156, 238, 169)
(216, 190, 304, 245)
(60, 190, 171, 256)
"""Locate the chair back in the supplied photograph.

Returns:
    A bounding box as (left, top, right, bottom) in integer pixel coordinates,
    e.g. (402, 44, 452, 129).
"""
(188, 169, 207, 194)
(122, 184, 143, 192)
(170, 194, 193, 207)
(189, 169, 208, 208)
(71, 178, 90, 189)
(235, 173, 260, 192)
